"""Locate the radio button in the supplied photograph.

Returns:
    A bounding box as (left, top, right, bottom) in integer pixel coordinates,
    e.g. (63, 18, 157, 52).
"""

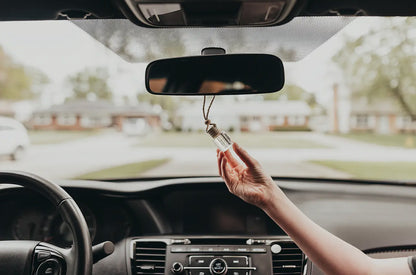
(224, 256, 248, 267)
(190, 256, 214, 267)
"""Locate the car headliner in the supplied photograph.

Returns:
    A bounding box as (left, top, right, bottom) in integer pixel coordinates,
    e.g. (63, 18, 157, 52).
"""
(0, 0, 415, 22)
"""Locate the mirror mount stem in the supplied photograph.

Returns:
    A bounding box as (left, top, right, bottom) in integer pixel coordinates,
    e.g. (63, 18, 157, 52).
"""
(201, 47, 226, 56)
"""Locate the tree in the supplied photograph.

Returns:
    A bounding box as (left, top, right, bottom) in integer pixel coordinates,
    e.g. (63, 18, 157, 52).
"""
(0, 46, 47, 100)
(67, 67, 112, 101)
(333, 18, 416, 120)
(262, 84, 318, 107)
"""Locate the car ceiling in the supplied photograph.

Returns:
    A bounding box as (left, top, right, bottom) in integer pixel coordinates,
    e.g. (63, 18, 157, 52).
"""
(0, 0, 415, 23)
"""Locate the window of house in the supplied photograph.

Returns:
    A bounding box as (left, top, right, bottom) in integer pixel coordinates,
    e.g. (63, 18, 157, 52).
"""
(396, 116, 412, 129)
(288, 116, 305, 126)
(34, 114, 52, 125)
(355, 115, 369, 128)
(240, 116, 249, 123)
(81, 116, 111, 128)
(276, 116, 285, 125)
(57, 114, 77, 126)
(271, 116, 285, 125)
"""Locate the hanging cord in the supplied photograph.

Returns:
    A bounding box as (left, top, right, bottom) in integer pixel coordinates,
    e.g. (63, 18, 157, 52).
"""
(202, 95, 216, 132)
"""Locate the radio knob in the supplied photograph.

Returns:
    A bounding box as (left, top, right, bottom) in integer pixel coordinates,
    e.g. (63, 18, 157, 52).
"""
(171, 262, 184, 274)
(209, 258, 228, 275)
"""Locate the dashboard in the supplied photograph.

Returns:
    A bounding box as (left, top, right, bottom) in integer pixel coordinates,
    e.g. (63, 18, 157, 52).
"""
(0, 190, 134, 248)
(1, 177, 416, 275)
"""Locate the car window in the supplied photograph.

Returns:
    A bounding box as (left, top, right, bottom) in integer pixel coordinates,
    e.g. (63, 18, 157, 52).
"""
(0, 17, 415, 182)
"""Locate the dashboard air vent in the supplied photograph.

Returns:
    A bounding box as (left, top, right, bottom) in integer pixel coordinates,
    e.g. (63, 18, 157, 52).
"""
(133, 241, 167, 275)
(272, 241, 305, 275)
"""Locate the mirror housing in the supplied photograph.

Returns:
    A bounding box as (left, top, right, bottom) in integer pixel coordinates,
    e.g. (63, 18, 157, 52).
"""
(145, 54, 285, 96)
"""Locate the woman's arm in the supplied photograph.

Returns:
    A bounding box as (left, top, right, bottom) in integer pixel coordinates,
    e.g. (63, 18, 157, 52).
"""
(217, 143, 411, 275)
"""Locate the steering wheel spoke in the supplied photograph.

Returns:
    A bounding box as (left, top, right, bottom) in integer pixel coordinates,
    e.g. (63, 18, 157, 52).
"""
(34, 242, 69, 275)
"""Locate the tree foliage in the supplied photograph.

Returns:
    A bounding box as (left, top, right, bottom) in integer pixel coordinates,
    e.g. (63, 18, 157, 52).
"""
(333, 18, 416, 119)
(67, 67, 112, 101)
(0, 46, 48, 100)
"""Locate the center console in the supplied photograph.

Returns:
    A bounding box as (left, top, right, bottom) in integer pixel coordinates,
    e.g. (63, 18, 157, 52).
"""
(128, 236, 306, 275)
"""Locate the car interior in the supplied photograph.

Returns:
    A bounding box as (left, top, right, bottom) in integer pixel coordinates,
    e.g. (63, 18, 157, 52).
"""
(1, 0, 416, 275)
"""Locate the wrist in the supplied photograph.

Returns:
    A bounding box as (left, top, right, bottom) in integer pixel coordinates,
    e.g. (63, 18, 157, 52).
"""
(261, 184, 288, 213)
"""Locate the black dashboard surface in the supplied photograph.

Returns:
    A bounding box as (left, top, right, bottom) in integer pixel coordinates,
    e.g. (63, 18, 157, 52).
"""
(1, 177, 416, 275)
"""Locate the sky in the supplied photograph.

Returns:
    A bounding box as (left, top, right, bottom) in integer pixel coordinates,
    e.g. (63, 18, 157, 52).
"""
(0, 17, 391, 107)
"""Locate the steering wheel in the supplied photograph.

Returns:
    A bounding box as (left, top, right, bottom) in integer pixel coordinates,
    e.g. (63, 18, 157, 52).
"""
(0, 171, 92, 275)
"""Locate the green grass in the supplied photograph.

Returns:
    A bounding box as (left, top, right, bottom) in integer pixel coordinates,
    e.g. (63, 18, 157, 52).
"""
(137, 132, 329, 148)
(74, 158, 170, 180)
(28, 130, 100, 145)
(336, 133, 416, 148)
(311, 160, 416, 181)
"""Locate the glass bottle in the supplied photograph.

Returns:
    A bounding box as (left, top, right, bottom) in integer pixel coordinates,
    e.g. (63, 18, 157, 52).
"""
(207, 125, 233, 152)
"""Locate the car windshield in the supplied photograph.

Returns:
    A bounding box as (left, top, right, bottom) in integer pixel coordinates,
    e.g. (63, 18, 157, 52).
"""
(1, 17, 416, 182)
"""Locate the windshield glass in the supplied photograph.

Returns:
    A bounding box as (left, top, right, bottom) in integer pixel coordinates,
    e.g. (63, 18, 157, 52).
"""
(1, 17, 415, 182)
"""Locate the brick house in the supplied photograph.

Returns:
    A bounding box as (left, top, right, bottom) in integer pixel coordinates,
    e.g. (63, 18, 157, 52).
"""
(30, 100, 162, 132)
(177, 100, 311, 132)
(349, 100, 416, 134)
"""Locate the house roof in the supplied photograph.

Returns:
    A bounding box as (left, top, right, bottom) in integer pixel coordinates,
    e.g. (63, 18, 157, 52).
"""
(350, 99, 404, 115)
(33, 100, 161, 117)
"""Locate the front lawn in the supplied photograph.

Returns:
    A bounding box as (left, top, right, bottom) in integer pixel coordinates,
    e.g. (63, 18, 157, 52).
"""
(336, 133, 416, 148)
(311, 160, 416, 181)
(74, 158, 171, 180)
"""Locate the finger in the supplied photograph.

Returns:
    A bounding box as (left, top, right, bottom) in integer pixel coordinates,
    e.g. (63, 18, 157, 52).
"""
(222, 158, 231, 183)
(232, 143, 259, 168)
(221, 158, 236, 193)
(216, 149, 220, 156)
(221, 157, 230, 183)
(217, 152, 224, 177)
(224, 149, 239, 168)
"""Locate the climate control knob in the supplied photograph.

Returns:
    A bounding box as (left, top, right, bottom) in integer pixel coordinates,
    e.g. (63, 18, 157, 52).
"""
(209, 258, 228, 275)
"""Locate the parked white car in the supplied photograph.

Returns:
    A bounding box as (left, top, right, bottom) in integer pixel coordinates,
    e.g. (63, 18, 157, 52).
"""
(0, 116, 30, 161)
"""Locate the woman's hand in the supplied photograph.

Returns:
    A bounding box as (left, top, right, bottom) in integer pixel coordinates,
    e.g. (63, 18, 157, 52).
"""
(217, 143, 282, 209)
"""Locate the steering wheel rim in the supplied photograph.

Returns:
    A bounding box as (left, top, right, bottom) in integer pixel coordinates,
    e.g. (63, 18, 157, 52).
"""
(0, 171, 92, 275)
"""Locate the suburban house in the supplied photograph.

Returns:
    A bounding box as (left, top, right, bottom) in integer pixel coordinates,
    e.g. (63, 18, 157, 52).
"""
(176, 100, 311, 132)
(349, 99, 416, 134)
(30, 100, 162, 134)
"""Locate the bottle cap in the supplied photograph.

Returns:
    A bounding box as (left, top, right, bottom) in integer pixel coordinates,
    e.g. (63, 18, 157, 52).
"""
(207, 125, 221, 138)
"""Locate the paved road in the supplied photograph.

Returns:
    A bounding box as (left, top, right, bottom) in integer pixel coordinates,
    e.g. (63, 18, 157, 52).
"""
(1, 132, 415, 179)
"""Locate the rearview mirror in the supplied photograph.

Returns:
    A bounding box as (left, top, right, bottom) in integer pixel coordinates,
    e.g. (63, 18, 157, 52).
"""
(145, 54, 284, 96)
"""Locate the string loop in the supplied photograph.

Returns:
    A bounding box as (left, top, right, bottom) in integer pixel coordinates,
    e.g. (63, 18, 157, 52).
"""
(202, 95, 216, 132)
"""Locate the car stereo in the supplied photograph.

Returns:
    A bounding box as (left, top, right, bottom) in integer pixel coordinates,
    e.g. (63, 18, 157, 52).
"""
(129, 237, 307, 275)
